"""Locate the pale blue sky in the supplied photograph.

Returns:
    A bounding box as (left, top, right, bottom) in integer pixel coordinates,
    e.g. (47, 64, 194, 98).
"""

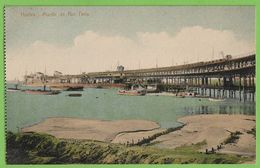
(6, 6, 255, 49)
(5, 6, 255, 80)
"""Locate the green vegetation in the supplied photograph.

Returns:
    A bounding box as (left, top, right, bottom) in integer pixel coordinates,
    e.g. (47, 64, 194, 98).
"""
(246, 127, 256, 139)
(6, 132, 252, 164)
(223, 131, 243, 144)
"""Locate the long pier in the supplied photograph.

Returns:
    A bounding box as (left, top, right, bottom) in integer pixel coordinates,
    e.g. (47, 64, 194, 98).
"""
(24, 53, 255, 101)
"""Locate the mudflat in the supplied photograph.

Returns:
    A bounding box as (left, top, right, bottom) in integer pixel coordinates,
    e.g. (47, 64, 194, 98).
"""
(22, 114, 256, 158)
(22, 117, 160, 142)
(152, 114, 256, 157)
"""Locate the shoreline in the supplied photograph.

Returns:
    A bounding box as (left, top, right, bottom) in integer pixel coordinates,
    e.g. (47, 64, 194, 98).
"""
(21, 114, 255, 158)
(152, 114, 255, 158)
(21, 117, 161, 142)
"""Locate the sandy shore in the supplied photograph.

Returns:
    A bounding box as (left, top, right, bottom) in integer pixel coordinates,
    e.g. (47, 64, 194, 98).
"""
(22, 114, 255, 158)
(22, 117, 160, 142)
(152, 114, 255, 157)
(112, 128, 166, 144)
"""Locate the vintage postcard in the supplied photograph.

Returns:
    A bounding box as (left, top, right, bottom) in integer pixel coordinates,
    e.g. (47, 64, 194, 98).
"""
(4, 6, 256, 164)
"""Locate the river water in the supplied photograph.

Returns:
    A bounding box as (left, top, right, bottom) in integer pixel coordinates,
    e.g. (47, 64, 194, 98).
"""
(6, 84, 255, 132)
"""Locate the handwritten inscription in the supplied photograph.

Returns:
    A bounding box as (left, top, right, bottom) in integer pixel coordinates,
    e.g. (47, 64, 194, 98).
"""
(20, 11, 90, 17)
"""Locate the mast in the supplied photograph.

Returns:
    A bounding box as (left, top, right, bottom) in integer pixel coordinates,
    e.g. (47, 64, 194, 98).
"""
(156, 57, 158, 68)
(212, 47, 215, 60)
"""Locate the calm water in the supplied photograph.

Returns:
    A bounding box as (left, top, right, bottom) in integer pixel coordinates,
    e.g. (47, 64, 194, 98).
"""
(6, 84, 255, 132)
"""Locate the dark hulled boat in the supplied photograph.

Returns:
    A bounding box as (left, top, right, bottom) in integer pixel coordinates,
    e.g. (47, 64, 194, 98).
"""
(67, 93, 82, 97)
(65, 86, 84, 91)
(22, 85, 60, 95)
(22, 89, 61, 95)
(50, 85, 84, 91)
(7, 84, 21, 92)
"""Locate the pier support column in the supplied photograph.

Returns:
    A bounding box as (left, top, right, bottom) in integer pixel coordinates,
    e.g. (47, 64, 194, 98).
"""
(243, 76, 246, 102)
(217, 89, 220, 98)
(239, 76, 242, 101)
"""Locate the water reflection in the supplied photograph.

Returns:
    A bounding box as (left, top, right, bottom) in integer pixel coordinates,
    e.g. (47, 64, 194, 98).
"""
(184, 104, 255, 115)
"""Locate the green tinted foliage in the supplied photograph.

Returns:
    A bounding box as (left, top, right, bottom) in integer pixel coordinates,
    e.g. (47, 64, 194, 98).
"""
(6, 132, 252, 164)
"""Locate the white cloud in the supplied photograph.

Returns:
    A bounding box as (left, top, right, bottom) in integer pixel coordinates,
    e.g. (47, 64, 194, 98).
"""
(6, 26, 255, 80)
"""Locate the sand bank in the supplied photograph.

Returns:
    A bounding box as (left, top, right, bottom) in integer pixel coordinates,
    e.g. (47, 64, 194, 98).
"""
(152, 114, 255, 156)
(22, 114, 256, 157)
(112, 128, 166, 144)
(22, 118, 160, 142)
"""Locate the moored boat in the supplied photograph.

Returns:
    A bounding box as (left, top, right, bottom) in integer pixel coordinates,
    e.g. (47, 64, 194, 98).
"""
(67, 93, 82, 97)
(117, 89, 146, 96)
(50, 85, 84, 91)
(22, 89, 61, 95)
(117, 84, 146, 96)
(146, 84, 158, 93)
(7, 83, 21, 92)
(184, 92, 197, 97)
(65, 86, 84, 91)
(22, 85, 60, 95)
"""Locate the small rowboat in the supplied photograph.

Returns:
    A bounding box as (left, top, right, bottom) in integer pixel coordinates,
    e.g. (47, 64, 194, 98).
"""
(67, 93, 82, 97)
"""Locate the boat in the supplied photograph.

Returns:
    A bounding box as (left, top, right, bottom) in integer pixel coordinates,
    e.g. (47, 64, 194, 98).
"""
(22, 85, 60, 95)
(208, 98, 225, 102)
(146, 84, 158, 93)
(117, 84, 146, 96)
(67, 93, 82, 97)
(184, 92, 197, 97)
(22, 89, 61, 95)
(50, 85, 84, 91)
(118, 89, 146, 96)
(7, 83, 21, 92)
(65, 86, 84, 91)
